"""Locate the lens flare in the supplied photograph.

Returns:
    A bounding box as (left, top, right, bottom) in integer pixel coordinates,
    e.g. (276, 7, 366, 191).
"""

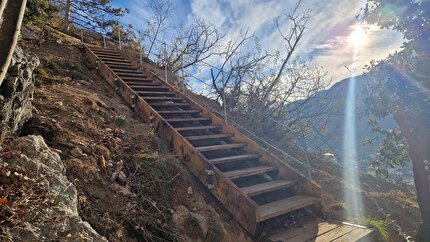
(348, 26, 368, 47)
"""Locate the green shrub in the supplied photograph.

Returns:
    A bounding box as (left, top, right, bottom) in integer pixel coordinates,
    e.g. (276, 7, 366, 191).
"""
(366, 217, 389, 242)
(114, 115, 127, 127)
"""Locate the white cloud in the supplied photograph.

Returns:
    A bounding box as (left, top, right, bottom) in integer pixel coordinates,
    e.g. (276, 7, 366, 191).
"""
(120, 0, 404, 85)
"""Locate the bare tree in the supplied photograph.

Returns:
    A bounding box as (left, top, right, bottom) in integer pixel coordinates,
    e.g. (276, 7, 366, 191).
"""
(145, 0, 173, 58)
(165, 19, 223, 73)
(206, 0, 331, 148)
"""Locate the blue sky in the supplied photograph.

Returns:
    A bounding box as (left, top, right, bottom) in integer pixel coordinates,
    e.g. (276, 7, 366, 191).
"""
(111, 0, 404, 87)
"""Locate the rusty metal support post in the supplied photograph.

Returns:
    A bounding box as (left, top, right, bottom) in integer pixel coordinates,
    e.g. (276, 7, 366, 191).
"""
(102, 22, 106, 48)
(164, 43, 168, 83)
(222, 70, 228, 124)
(118, 20, 122, 50)
(181, 53, 185, 93)
(139, 30, 143, 65)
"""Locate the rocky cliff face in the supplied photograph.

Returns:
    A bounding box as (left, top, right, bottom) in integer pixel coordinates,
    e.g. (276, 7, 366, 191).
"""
(0, 45, 39, 140)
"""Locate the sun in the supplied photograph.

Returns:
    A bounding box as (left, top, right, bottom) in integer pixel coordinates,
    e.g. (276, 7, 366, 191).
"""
(347, 26, 368, 47)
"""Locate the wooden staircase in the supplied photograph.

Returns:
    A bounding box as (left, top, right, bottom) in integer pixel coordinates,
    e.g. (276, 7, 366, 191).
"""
(84, 44, 322, 235)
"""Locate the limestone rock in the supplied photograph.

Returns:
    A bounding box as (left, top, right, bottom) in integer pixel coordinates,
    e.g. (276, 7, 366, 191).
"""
(6, 135, 107, 241)
(0, 46, 39, 135)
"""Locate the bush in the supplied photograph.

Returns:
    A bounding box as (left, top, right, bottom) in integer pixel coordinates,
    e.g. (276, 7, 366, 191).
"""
(114, 115, 127, 127)
(24, 0, 59, 26)
(366, 217, 389, 242)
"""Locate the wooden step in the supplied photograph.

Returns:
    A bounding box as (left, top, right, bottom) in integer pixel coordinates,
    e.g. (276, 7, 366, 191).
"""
(101, 59, 132, 64)
(257, 195, 320, 222)
(185, 133, 233, 141)
(144, 97, 183, 102)
(208, 154, 260, 164)
(241, 180, 296, 197)
(99, 56, 126, 61)
(126, 81, 156, 86)
(91, 50, 120, 56)
(108, 66, 137, 71)
(121, 76, 152, 81)
(133, 86, 170, 91)
(176, 125, 220, 132)
(105, 62, 134, 67)
(90, 47, 117, 52)
(224, 166, 277, 180)
(196, 143, 246, 152)
(150, 102, 191, 108)
(116, 73, 147, 78)
(166, 117, 210, 123)
(137, 91, 176, 96)
(95, 53, 122, 58)
(114, 70, 145, 75)
(158, 110, 200, 115)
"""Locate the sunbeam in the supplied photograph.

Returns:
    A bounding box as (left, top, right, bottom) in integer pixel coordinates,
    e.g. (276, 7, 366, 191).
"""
(342, 43, 365, 222)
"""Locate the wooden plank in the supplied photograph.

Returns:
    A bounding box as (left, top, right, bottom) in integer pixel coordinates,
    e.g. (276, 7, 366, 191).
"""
(127, 83, 158, 87)
(137, 91, 176, 96)
(105, 62, 134, 67)
(99, 56, 126, 61)
(149, 102, 191, 107)
(196, 143, 246, 152)
(144, 97, 183, 102)
(185, 133, 233, 141)
(94, 53, 122, 58)
(158, 110, 200, 115)
(268, 219, 375, 242)
(176, 125, 220, 131)
(313, 226, 357, 242)
(242, 180, 296, 197)
(166, 117, 210, 123)
(108, 66, 137, 71)
(332, 227, 376, 242)
(268, 219, 324, 242)
(209, 154, 260, 164)
(116, 73, 148, 78)
(257, 195, 320, 222)
(224, 166, 277, 179)
(122, 77, 153, 82)
(114, 70, 145, 75)
(101, 59, 132, 65)
(133, 86, 170, 91)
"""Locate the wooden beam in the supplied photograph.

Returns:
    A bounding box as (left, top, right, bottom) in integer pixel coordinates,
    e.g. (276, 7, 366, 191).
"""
(224, 166, 277, 179)
(241, 180, 296, 197)
(196, 143, 246, 152)
(209, 154, 260, 164)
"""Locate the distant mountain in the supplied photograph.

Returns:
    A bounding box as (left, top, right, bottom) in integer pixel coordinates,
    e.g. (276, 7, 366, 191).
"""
(289, 75, 397, 165)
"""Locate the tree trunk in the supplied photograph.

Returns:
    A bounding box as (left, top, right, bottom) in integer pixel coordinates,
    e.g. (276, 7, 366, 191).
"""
(64, 0, 71, 31)
(394, 110, 430, 241)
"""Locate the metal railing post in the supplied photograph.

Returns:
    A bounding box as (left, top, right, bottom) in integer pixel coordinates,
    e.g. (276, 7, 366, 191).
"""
(221, 70, 228, 124)
(118, 28, 122, 50)
(181, 53, 185, 93)
(164, 43, 168, 82)
(80, 27, 83, 43)
(102, 21, 106, 48)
